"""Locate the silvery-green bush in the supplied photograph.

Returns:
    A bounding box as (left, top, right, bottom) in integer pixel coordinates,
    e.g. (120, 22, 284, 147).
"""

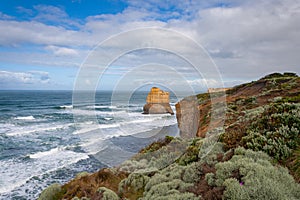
(242, 103, 300, 161)
(214, 148, 300, 200)
(119, 159, 149, 173)
(118, 173, 150, 194)
(160, 163, 185, 180)
(142, 192, 201, 200)
(38, 183, 61, 200)
(98, 187, 119, 200)
(182, 162, 202, 183)
(142, 179, 194, 200)
(199, 142, 224, 166)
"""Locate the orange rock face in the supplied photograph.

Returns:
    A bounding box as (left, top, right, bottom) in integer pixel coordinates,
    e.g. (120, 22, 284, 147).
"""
(143, 87, 174, 115)
(146, 87, 170, 104)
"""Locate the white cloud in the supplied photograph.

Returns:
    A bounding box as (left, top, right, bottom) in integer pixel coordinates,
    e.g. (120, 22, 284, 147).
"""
(33, 5, 82, 28)
(187, 78, 222, 88)
(0, 0, 299, 88)
(0, 70, 50, 84)
(45, 45, 79, 57)
(28, 71, 51, 83)
(0, 71, 32, 84)
(193, 0, 300, 77)
(0, 50, 84, 68)
(0, 20, 85, 46)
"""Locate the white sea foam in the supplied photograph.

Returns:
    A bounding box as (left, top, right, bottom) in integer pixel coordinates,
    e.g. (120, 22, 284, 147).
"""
(71, 109, 126, 116)
(0, 91, 180, 198)
(73, 110, 176, 136)
(0, 149, 89, 194)
(73, 125, 101, 135)
(14, 116, 35, 120)
(80, 139, 108, 155)
(29, 148, 61, 159)
(60, 105, 73, 109)
(123, 118, 157, 125)
(0, 123, 15, 134)
(6, 123, 73, 136)
(84, 121, 95, 125)
(99, 123, 120, 128)
(86, 105, 118, 109)
(73, 115, 177, 143)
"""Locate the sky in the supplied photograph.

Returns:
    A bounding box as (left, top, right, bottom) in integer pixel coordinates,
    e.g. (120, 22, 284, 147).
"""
(0, 0, 299, 91)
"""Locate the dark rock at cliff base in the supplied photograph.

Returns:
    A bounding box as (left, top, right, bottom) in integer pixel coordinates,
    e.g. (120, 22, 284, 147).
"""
(143, 87, 174, 115)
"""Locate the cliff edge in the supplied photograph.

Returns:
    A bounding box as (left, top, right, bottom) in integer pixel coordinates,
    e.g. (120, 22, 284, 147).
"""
(176, 72, 300, 139)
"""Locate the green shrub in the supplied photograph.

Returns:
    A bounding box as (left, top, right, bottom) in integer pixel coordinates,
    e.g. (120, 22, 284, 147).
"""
(144, 173, 170, 192)
(234, 147, 270, 161)
(124, 138, 187, 172)
(143, 179, 194, 200)
(119, 159, 149, 173)
(290, 147, 300, 181)
(241, 106, 266, 121)
(199, 142, 224, 166)
(178, 138, 202, 165)
(283, 94, 300, 103)
(283, 72, 298, 77)
(160, 163, 185, 180)
(71, 197, 90, 200)
(75, 172, 90, 179)
(97, 187, 119, 200)
(228, 103, 238, 111)
(262, 72, 284, 79)
(182, 162, 202, 183)
(145, 192, 201, 200)
(38, 183, 62, 200)
(245, 97, 256, 104)
(242, 103, 300, 161)
(145, 138, 188, 170)
(205, 173, 215, 186)
(273, 96, 283, 102)
(214, 148, 300, 200)
(148, 151, 181, 169)
(139, 136, 174, 154)
(118, 172, 150, 194)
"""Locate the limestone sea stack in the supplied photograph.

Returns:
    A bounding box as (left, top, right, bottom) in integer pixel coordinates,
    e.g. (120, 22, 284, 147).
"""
(143, 87, 174, 115)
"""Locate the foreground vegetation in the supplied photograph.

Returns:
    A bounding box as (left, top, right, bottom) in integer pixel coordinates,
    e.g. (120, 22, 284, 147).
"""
(39, 73, 300, 199)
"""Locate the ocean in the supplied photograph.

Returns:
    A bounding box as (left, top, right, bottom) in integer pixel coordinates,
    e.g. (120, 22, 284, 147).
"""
(0, 90, 180, 199)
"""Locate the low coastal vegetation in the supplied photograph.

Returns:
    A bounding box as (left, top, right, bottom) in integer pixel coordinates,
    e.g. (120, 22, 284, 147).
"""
(39, 73, 300, 199)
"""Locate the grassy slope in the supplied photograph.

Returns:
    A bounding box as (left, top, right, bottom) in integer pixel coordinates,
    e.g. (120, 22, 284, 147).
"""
(39, 72, 300, 200)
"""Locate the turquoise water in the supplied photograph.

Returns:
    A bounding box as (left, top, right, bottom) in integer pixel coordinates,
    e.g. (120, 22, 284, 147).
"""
(0, 90, 179, 199)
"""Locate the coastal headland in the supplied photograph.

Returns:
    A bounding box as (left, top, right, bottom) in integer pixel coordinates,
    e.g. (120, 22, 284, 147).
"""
(39, 72, 300, 200)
